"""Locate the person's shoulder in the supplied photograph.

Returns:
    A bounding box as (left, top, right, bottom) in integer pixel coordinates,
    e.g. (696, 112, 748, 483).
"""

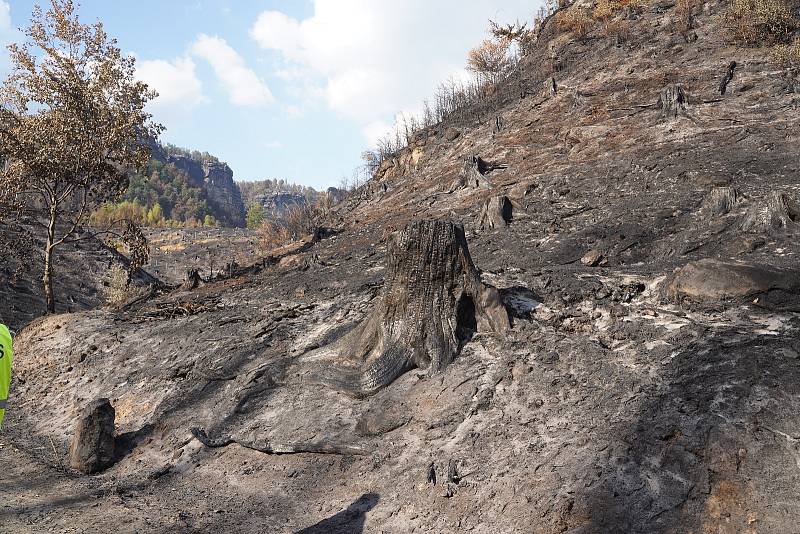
(0, 324, 10, 342)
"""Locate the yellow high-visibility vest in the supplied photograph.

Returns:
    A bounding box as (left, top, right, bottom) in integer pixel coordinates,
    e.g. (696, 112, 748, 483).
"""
(0, 324, 12, 429)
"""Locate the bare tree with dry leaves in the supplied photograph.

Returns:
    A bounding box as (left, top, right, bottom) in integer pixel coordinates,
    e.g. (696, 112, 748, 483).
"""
(0, 0, 162, 313)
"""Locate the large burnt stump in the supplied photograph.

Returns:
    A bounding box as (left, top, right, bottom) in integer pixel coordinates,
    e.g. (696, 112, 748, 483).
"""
(311, 219, 509, 397)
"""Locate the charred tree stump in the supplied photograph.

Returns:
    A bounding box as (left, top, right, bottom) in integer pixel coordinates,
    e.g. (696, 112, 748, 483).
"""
(309, 220, 509, 397)
(478, 195, 513, 230)
(449, 156, 493, 192)
(741, 191, 799, 233)
(719, 61, 737, 95)
(658, 84, 688, 118)
(448, 156, 507, 193)
(703, 186, 742, 216)
(68, 398, 116, 474)
(182, 269, 202, 290)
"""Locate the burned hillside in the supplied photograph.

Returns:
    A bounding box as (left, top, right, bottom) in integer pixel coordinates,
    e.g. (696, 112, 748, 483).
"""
(3, 0, 800, 533)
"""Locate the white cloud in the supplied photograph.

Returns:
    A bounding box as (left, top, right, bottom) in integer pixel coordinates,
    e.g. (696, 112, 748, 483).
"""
(250, 0, 538, 141)
(136, 57, 207, 112)
(191, 34, 274, 107)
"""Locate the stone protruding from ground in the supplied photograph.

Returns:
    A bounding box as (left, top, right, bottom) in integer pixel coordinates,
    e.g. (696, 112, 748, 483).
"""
(666, 259, 798, 301)
(703, 186, 741, 216)
(658, 84, 688, 118)
(478, 195, 513, 230)
(68, 398, 116, 474)
(741, 191, 799, 233)
(312, 219, 509, 397)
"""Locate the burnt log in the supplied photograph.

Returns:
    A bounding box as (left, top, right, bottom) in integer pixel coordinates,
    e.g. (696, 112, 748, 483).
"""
(308, 220, 509, 397)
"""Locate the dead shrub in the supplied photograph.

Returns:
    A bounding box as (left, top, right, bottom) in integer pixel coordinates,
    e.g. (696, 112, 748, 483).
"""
(594, 0, 648, 19)
(257, 221, 292, 252)
(284, 204, 319, 239)
(467, 39, 511, 82)
(674, 0, 697, 32)
(556, 8, 594, 38)
(723, 0, 799, 45)
(257, 203, 323, 253)
(102, 264, 142, 307)
(601, 19, 632, 44)
(771, 37, 800, 67)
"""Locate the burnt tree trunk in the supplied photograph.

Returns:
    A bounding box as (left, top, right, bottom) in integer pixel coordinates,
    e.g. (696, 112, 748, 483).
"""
(309, 219, 509, 397)
(741, 191, 799, 233)
(478, 195, 513, 230)
(448, 156, 501, 192)
(658, 84, 688, 119)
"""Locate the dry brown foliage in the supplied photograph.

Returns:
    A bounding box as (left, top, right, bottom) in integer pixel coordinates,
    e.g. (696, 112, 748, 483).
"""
(593, 0, 647, 20)
(674, 0, 697, 32)
(466, 39, 511, 81)
(556, 8, 594, 38)
(771, 38, 800, 67)
(723, 0, 799, 45)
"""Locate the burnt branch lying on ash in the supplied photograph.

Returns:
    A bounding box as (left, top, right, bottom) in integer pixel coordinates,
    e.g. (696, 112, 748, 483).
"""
(306, 219, 510, 397)
(189, 428, 369, 456)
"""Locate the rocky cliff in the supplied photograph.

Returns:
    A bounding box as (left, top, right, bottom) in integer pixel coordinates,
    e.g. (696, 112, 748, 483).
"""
(161, 153, 246, 227)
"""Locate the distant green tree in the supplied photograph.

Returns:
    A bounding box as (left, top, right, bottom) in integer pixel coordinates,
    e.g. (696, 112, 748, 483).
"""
(203, 215, 217, 227)
(246, 203, 266, 229)
(146, 204, 164, 226)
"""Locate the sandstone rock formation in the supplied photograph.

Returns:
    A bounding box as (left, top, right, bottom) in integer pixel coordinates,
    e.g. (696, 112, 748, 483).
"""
(167, 154, 246, 227)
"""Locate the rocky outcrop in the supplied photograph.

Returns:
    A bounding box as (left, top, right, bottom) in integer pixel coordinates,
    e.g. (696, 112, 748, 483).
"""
(201, 161, 246, 227)
(157, 151, 246, 227)
(255, 191, 308, 217)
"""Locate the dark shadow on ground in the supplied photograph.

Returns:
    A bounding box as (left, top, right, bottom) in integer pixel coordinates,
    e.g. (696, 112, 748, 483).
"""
(295, 492, 380, 534)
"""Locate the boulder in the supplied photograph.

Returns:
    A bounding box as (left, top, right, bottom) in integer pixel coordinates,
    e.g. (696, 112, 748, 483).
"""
(581, 249, 606, 267)
(666, 259, 798, 301)
(68, 398, 117, 474)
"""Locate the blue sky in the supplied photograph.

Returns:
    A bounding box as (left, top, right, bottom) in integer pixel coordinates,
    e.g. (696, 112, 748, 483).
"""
(2, 1, 541, 189)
